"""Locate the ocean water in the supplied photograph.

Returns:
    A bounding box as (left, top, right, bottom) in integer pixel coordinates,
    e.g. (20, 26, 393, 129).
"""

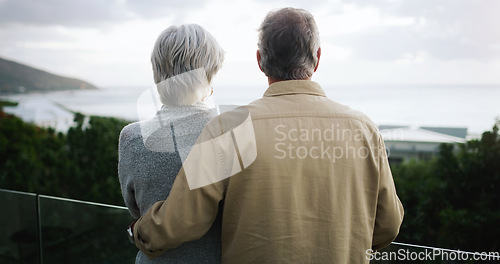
(2, 84, 499, 135)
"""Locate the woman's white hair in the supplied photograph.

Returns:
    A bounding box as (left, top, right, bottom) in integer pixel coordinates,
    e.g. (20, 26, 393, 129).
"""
(258, 8, 320, 80)
(151, 24, 224, 106)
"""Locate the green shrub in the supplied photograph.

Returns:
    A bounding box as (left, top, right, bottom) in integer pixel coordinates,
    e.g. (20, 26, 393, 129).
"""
(0, 111, 130, 205)
(393, 121, 500, 252)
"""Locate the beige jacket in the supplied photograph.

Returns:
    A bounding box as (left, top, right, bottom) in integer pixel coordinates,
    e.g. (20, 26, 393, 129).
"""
(133, 80, 404, 264)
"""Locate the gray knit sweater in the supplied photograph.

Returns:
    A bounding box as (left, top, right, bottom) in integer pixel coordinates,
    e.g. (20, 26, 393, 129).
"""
(118, 103, 222, 264)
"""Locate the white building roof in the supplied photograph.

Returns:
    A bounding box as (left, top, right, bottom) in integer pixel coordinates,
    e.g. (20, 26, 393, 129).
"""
(380, 127, 466, 144)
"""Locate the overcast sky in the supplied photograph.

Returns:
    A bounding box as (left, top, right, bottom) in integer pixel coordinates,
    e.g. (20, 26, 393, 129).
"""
(1, 0, 500, 88)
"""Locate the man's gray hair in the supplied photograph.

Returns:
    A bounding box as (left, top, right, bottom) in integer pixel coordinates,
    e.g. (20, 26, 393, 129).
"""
(151, 24, 224, 106)
(258, 8, 320, 80)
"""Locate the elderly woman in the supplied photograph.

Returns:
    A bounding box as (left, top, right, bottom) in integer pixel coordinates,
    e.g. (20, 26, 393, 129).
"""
(118, 24, 224, 263)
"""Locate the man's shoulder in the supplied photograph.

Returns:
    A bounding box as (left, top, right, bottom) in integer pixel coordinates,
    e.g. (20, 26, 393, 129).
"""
(198, 105, 251, 140)
(247, 91, 379, 131)
(325, 99, 379, 131)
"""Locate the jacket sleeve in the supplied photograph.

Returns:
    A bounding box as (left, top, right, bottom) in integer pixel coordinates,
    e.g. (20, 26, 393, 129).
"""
(133, 167, 225, 259)
(118, 126, 141, 219)
(372, 136, 404, 250)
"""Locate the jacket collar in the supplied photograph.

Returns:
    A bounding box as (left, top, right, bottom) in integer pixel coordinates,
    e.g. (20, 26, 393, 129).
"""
(263, 80, 326, 98)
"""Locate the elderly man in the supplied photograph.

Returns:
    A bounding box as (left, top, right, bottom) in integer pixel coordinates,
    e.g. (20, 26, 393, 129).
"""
(131, 7, 404, 264)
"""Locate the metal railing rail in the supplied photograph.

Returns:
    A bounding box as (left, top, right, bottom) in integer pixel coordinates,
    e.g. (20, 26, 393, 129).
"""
(38, 193, 128, 210)
(0, 188, 127, 209)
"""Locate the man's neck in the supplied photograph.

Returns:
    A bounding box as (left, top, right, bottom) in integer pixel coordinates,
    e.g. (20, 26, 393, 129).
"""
(268, 76, 312, 86)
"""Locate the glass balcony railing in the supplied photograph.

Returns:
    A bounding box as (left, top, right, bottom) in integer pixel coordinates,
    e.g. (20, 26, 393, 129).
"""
(0, 188, 136, 263)
(1, 188, 498, 263)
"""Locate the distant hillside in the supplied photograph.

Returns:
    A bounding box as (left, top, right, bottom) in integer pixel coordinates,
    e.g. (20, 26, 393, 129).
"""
(0, 57, 98, 94)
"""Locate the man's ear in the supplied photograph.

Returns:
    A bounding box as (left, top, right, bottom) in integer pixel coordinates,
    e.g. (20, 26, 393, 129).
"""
(314, 47, 321, 72)
(257, 50, 264, 72)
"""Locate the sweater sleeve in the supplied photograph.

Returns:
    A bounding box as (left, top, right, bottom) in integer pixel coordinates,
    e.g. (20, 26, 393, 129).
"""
(118, 125, 141, 219)
(133, 167, 225, 259)
(372, 136, 404, 250)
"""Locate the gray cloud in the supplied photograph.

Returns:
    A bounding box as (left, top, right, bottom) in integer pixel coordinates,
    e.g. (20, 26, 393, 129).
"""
(0, 0, 208, 27)
(126, 0, 206, 19)
(0, 0, 129, 27)
(335, 0, 500, 60)
(334, 27, 500, 61)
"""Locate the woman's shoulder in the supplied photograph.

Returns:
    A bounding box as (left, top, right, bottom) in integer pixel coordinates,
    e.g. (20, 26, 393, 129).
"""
(119, 121, 143, 148)
(120, 121, 141, 136)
